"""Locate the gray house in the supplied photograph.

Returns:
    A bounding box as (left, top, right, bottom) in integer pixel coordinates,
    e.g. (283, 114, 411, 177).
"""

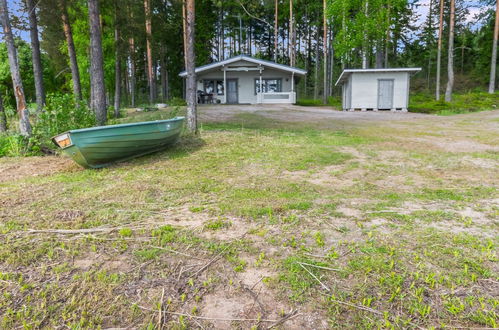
(335, 68, 421, 112)
(179, 55, 306, 104)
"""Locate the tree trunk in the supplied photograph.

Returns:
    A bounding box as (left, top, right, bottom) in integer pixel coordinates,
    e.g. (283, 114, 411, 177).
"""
(445, 0, 455, 102)
(129, 37, 136, 107)
(426, 0, 434, 90)
(306, 13, 311, 97)
(274, 0, 278, 62)
(25, 0, 45, 112)
(88, 0, 107, 125)
(375, 45, 384, 68)
(61, 0, 82, 100)
(144, 0, 154, 104)
(185, 0, 197, 134)
(384, 4, 390, 68)
(323, 0, 327, 103)
(0, 0, 31, 136)
(182, 0, 188, 66)
(489, 0, 499, 94)
(114, 13, 121, 118)
(362, 0, 368, 69)
(435, 0, 444, 101)
(289, 0, 295, 67)
(329, 27, 334, 97)
(314, 26, 320, 100)
(0, 89, 6, 132)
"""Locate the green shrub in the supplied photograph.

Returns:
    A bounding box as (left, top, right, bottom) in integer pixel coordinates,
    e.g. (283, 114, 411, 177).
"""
(327, 96, 341, 107)
(409, 91, 499, 115)
(169, 97, 187, 106)
(30, 93, 95, 152)
(0, 134, 29, 157)
(296, 98, 323, 106)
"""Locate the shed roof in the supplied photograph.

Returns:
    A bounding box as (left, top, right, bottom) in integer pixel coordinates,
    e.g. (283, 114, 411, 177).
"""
(335, 68, 422, 86)
(179, 54, 307, 77)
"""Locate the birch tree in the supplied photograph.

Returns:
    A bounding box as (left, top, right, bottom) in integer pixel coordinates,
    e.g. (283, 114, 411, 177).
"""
(144, 0, 154, 103)
(435, 0, 444, 100)
(445, 0, 455, 102)
(25, 0, 45, 112)
(185, 0, 197, 134)
(0, 0, 31, 136)
(489, 0, 499, 93)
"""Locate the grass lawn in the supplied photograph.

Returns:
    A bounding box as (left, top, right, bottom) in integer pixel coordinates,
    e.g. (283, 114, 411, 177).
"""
(0, 107, 497, 328)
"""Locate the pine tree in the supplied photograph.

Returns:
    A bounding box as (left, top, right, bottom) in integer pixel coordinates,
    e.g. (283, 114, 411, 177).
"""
(88, 0, 107, 125)
(0, 89, 6, 132)
(60, 0, 82, 100)
(25, 0, 45, 112)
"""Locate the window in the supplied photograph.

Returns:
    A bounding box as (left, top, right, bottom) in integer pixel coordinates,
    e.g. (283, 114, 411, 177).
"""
(254, 79, 282, 94)
(203, 80, 224, 95)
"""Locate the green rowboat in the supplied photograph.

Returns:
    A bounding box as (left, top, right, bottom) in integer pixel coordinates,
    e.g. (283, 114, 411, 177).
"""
(52, 117, 184, 169)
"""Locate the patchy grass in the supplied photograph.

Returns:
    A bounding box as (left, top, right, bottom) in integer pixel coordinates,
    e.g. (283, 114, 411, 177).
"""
(409, 91, 499, 115)
(0, 106, 497, 328)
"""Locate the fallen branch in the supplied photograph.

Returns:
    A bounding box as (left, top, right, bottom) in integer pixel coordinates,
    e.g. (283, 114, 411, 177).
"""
(148, 245, 206, 261)
(329, 298, 382, 315)
(266, 309, 300, 329)
(24, 227, 116, 234)
(298, 262, 330, 292)
(241, 283, 266, 318)
(297, 262, 340, 272)
(329, 298, 425, 330)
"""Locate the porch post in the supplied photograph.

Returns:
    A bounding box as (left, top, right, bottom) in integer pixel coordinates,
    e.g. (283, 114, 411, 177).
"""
(259, 65, 263, 104)
(223, 65, 226, 104)
(291, 72, 295, 103)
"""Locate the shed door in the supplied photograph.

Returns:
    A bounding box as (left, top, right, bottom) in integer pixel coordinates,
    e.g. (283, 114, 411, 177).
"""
(377, 79, 394, 109)
(226, 79, 238, 104)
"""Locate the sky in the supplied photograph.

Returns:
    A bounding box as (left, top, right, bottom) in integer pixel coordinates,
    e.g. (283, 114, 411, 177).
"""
(5, 0, 494, 43)
(414, 0, 490, 27)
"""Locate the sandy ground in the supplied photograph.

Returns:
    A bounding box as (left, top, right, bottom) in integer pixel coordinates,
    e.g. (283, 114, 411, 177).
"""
(198, 104, 429, 123)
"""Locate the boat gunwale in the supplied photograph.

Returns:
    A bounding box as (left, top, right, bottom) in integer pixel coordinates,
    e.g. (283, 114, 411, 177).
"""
(51, 116, 184, 150)
(52, 116, 185, 138)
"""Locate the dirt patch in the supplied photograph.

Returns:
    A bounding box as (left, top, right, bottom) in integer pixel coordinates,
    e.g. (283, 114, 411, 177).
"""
(336, 206, 362, 218)
(462, 156, 498, 169)
(409, 137, 499, 153)
(282, 164, 361, 188)
(0, 156, 78, 183)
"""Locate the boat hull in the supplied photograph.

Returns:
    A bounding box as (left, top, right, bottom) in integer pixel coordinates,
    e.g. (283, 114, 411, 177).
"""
(52, 117, 184, 169)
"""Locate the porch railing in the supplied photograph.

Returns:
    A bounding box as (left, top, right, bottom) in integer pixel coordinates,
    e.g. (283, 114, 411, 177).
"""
(257, 92, 296, 104)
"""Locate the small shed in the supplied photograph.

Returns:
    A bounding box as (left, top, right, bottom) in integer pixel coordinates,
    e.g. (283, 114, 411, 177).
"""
(179, 55, 307, 105)
(335, 68, 421, 112)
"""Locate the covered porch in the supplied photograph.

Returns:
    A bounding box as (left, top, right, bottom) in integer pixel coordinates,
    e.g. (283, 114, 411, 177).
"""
(179, 55, 306, 105)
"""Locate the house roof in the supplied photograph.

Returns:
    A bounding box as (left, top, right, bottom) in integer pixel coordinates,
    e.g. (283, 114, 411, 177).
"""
(335, 68, 422, 86)
(178, 55, 307, 77)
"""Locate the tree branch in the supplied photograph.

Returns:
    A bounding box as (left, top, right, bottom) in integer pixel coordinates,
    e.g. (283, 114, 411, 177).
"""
(237, 0, 272, 28)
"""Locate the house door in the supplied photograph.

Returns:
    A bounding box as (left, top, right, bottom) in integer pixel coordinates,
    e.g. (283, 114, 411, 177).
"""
(227, 79, 238, 104)
(378, 79, 394, 109)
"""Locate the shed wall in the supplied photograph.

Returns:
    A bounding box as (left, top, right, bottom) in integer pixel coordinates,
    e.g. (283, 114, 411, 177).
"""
(350, 72, 409, 109)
